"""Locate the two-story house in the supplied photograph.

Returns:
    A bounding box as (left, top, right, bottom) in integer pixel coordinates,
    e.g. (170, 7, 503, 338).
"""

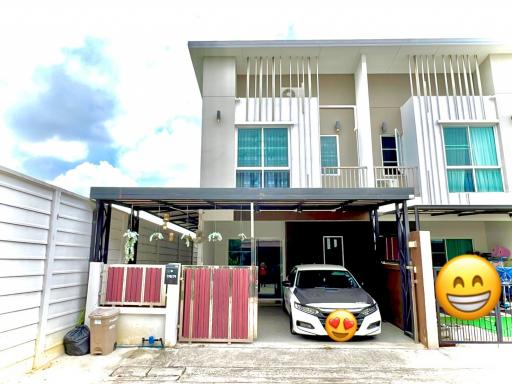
(189, 38, 512, 286)
(90, 38, 512, 344)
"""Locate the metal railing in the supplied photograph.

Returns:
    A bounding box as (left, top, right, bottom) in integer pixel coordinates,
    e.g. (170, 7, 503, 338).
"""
(374, 166, 419, 194)
(321, 166, 368, 188)
(434, 267, 512, 344)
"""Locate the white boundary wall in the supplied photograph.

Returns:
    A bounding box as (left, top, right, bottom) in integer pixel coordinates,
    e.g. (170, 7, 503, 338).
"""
(0, 166, 94, 372)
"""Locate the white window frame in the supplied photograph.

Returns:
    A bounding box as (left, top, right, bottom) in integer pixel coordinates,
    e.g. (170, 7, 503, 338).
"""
(380, 134, 399, 167)
(442, 125, 504, 193)
(320, 135, 340, 176)
(235, 126, 291, 188)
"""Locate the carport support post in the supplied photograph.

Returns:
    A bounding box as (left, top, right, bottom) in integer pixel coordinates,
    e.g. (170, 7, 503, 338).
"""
(90, 200, 111, 263)
(250, 202, 255, 266)
(396, 201, 414, 337)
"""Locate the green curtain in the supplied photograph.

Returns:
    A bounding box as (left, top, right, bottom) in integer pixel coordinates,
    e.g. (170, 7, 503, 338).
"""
(476, 169, 503, 192)
(443, 127, 471, 166)
(236, 170, 261, 188)
(264, 128, 288, 167)
(321, 136, 338, 174)
(447, 169, 475, 192)
(470, 127, 498, 166)
(264, 170, 290, 188)
(238, 128, 261, 167)
(445, 239, 474, 260)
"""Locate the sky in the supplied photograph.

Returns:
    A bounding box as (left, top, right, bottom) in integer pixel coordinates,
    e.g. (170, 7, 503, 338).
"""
(1, 0, 511, 197)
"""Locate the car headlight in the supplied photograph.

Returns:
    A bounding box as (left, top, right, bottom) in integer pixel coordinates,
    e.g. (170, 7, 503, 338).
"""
(359, 304, 378, 317)
(294, 302, 320, 316)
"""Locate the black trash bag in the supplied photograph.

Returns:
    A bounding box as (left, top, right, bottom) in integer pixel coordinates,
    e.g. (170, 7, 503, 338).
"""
(63, 325, 90, 356)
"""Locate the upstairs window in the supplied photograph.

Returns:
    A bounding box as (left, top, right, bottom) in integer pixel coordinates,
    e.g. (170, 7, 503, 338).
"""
(320, 136, 339, 175)
(381, 136, 398, 167)
(443, 126, 503, 192)
(236, 127, 289, 188)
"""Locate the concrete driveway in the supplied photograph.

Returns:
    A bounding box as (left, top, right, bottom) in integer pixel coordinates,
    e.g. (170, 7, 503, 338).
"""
(6, 343, 512, 383)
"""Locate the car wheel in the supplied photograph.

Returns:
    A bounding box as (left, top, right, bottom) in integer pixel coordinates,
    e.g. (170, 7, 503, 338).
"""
(289, 314, 297, 335)
(281, 299, 287, 313)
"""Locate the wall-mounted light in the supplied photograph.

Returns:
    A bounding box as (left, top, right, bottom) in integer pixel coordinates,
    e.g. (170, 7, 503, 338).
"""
(381, 121, 388, 133)
(335, 120, 341, 133)
(216, 110, 221, 123)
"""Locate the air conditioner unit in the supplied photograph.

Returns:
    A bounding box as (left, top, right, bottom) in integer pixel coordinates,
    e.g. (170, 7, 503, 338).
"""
(377, 178, 399, 188)
(280, 87, 304, 98)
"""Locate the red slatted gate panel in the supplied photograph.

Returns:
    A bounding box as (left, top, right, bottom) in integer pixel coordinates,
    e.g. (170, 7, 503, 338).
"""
(101, 264, 166, 306)
(212, 268, 230, 339)
(144, 267, 163, 304)
(231, 268, 249, 340)
(180, 266, 256, 343)
(106, 267, 124, 302)
(124, 267, 142, 303)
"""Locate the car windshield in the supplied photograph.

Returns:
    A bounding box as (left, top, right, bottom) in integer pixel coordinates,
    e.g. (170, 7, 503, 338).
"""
(296, 270, 359, 289)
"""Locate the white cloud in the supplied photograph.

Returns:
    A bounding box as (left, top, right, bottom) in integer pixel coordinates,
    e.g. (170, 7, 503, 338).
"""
(20, 136, 89, 162)
(51, 160, 137, 197)
(117, 117, 201, 187)
(0, 121, 22, 171)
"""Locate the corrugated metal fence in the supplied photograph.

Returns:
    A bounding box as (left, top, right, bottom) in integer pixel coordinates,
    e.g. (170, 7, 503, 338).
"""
(0, 166, 94, 371)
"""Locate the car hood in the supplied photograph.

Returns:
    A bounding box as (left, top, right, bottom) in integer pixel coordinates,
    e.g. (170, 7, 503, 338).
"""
(294, 287, 375, 306)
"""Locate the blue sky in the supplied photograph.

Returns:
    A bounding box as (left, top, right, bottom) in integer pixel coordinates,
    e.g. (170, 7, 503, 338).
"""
(0, 0, 510, 196)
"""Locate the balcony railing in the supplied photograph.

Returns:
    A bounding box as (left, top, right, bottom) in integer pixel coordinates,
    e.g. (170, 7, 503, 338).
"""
(321, 166, 419, 193)
(374, 166, 419, 194)
(321, 167, 368, 188)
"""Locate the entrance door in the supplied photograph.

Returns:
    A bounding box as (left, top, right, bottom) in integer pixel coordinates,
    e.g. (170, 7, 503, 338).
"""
(323, 236, 344, 265)
(257, 240, 282, 299)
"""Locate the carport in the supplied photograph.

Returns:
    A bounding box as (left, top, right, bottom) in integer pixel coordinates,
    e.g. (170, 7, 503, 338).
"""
(89, 187, 416, 342)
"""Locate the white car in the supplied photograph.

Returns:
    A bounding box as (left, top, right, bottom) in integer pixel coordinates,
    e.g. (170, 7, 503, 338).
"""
(283, 264, 382, 337)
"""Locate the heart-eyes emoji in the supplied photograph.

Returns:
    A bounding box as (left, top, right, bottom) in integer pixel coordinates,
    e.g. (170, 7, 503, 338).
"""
(325, 310, 357, 342)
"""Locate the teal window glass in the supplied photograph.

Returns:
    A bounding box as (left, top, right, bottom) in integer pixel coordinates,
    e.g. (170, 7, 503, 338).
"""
(470, 127, 498, 166)
(321, 136, 338, 174)
(237, 128, 261, 167)
(444, 126, 503, 192)
(476, 169, 503, 192)
(264, 128, 288, 167)
(447, 169, 475, 192)
(236, 171, 261, 188)
(445, 239, 473, 261)
(264, 170, 290, 188)
(443, 127, 471, 166)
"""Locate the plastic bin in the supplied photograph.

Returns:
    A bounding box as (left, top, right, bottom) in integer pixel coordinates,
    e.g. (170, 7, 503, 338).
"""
(88, 307, 120, 355)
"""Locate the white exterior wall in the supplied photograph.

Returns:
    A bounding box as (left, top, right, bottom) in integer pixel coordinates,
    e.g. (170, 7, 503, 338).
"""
(0, 166, 93, 371)
(354, 54, 374, 187)
(234, 98, 321, 187)
(401, 95, 511, 205)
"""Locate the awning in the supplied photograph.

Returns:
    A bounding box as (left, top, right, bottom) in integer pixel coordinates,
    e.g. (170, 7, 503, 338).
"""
(90, 187, 415, 230)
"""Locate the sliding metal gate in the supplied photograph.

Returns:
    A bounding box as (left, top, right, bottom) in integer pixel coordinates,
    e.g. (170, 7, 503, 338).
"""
(434, 267, 512, 344)
(179, 266, 258, 343)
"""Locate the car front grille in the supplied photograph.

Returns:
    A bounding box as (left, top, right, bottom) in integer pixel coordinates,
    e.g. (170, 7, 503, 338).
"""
(315, 309, 365, 330)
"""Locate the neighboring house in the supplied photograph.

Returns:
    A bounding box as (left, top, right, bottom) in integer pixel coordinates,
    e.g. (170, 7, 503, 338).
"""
(188, 39, 512, 282)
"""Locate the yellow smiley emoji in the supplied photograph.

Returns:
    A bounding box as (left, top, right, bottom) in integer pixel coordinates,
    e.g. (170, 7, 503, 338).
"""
(435, 255, 501, 320)
(325, 310, 357, 342)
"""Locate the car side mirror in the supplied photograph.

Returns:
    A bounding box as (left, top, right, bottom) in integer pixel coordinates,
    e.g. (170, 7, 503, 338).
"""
(282, 280, 291, 287)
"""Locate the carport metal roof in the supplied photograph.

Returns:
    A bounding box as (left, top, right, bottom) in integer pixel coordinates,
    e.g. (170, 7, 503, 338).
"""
(91, 187, 415, 230)
(410, 205, 512, 217)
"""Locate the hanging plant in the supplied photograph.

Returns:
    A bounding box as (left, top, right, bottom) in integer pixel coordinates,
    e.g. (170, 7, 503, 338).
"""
(123, 229, 139, 263)
(181, 233, 194, 248)
(238, 233, 248, 241)
(208, 231, 223, 242)
(150, 232, 164, 242)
